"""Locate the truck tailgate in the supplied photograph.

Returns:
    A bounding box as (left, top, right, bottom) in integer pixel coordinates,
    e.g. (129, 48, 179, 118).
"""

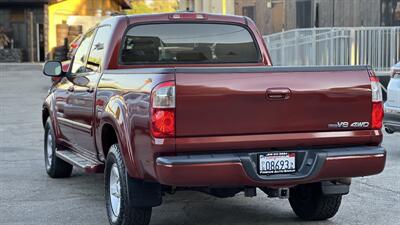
(175, 66, 372, 137)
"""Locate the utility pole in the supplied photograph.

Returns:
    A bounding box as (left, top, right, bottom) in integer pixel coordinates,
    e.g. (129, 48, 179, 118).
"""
(29, 11, 34, 62)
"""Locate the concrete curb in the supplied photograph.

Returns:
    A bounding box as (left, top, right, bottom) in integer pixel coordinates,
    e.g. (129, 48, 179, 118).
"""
(0, 62, 44, 65)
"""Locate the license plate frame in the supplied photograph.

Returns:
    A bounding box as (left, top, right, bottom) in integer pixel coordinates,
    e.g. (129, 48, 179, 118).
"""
(258, 152, 296, 175)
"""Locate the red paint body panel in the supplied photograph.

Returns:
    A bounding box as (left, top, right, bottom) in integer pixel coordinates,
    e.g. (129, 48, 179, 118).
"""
(42, 13, 386, 188)
(175, 70, 372, 137)
(175, 130, 382, 152)
(94, 70, 176, 179)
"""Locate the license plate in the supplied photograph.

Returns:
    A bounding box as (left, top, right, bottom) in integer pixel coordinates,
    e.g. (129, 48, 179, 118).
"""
(258, 152, 296, 174)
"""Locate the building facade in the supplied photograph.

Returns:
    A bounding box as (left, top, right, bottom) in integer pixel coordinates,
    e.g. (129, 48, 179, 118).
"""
(47, 0, 131, 59)
(235, 0, 286, 35)
(0, 0, 47, 62)
(235, 0, 400, 35)
(0, 0, 130, 62)
(179, 0, 235, 15)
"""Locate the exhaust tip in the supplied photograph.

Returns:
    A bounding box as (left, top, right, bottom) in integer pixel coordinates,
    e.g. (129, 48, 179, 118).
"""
(385, 127, 394, 134)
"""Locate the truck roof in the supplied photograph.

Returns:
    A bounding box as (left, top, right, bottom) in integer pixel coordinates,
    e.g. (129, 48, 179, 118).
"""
(100, 13, 248, 27)
(126, 13, 247, 25)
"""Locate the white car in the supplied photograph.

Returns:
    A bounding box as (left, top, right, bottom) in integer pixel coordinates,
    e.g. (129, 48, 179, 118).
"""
(384, 61, 400, 134)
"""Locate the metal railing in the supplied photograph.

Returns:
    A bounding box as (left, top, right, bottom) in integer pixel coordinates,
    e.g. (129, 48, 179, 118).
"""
(264, 27, 400, 75)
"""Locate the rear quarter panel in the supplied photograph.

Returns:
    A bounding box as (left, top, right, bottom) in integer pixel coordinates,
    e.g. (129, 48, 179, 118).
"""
(95, 69, 175, 179)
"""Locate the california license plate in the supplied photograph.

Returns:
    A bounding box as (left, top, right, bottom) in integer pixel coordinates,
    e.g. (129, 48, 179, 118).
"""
(258, 152, 296, 174)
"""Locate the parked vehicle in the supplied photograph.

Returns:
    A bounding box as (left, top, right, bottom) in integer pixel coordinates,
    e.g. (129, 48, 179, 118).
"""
(67, 34, 82, 60)
(41, 13, 386, 225)
(384, 61, 400, 134)
(51, 35, 82, 84)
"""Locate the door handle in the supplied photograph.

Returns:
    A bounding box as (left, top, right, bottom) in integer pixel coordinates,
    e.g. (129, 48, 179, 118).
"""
(67, 86, 74, 92)
(266, 88, 291, 100)
(86, 86, 94, 93)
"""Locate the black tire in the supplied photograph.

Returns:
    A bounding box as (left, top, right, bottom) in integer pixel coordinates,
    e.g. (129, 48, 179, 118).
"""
(105, 144, 152, 225)
(385, 127, 394, 134)
(289, 183, 342, 221)
(44, 118, 73, 178)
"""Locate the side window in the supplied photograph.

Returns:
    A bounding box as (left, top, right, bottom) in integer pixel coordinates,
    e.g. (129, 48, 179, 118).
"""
(86, 26, 111, 72)
(71, 29, 95, 74)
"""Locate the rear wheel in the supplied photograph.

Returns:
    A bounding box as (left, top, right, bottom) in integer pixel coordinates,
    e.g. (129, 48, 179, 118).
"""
(44, 118, 73, 178)
(289, 183, 342, 221)
(105, 144, 152, 225)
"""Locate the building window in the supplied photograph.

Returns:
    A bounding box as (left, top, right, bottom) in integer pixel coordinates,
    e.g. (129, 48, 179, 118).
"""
(381, 0, 400, 26)
(296, 0, 312, 28)
(243, 6, 255, 22)
(395, 1, 400, 25)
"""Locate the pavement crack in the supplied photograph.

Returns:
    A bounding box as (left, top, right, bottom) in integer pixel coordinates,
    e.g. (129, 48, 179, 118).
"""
(357, 180, 400, 195)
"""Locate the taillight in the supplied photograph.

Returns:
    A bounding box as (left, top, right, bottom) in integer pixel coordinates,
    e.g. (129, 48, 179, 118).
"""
(370, 76, 383, 102)
(371, 102, 383, 129)
(150, 81, 175, 138)
(369, 75, 383, 129)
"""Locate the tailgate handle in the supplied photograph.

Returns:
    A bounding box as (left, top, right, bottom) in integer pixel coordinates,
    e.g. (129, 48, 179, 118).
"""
(266, 88, 291, 100)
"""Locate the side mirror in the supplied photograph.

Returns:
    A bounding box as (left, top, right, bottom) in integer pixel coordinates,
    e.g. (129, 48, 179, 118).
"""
(43, 61, 63, 77)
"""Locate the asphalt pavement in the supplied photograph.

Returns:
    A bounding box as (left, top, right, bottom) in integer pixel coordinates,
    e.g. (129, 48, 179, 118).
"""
(1, 64, 399, 225)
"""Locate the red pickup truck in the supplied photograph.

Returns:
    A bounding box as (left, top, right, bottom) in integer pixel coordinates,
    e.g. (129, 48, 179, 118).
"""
(42, 13, 386, 225)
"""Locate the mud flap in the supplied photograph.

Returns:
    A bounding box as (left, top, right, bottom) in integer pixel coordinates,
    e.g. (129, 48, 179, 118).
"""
(321, 181, 350, 195)
(127, 176, 162, 207)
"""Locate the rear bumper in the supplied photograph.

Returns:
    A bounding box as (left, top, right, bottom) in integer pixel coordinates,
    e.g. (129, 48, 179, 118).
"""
(155, 146, 386, 187)
(384, 104, 400, 132)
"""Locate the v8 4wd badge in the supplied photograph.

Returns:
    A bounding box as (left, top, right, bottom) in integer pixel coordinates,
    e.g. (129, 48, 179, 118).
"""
(328, 122, 370, 128)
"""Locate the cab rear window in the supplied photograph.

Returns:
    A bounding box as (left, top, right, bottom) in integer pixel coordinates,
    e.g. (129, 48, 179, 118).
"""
(120, 23, 261, 64)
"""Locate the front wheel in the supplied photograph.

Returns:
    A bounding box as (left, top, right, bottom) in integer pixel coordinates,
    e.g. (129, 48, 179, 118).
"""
(289, 183, 342, 221)
(105, 144, 152, 225)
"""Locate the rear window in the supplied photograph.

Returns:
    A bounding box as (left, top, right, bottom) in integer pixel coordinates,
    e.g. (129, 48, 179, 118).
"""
(120, 23, 261, 64)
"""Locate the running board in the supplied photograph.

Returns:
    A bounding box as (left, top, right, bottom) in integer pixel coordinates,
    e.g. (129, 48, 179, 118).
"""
(56, 150, 104, 173)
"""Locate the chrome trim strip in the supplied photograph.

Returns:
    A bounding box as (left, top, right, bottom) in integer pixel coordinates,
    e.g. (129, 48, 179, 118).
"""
(58, 117, 92, 133)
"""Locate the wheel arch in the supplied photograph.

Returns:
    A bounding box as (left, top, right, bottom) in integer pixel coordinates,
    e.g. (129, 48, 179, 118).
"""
(99, 114, 140, 178)
(42, 105, 50, 128)
(42, 93, 62, 136)
(101, 122, 118, 158)
(42, 93, 54, 128)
